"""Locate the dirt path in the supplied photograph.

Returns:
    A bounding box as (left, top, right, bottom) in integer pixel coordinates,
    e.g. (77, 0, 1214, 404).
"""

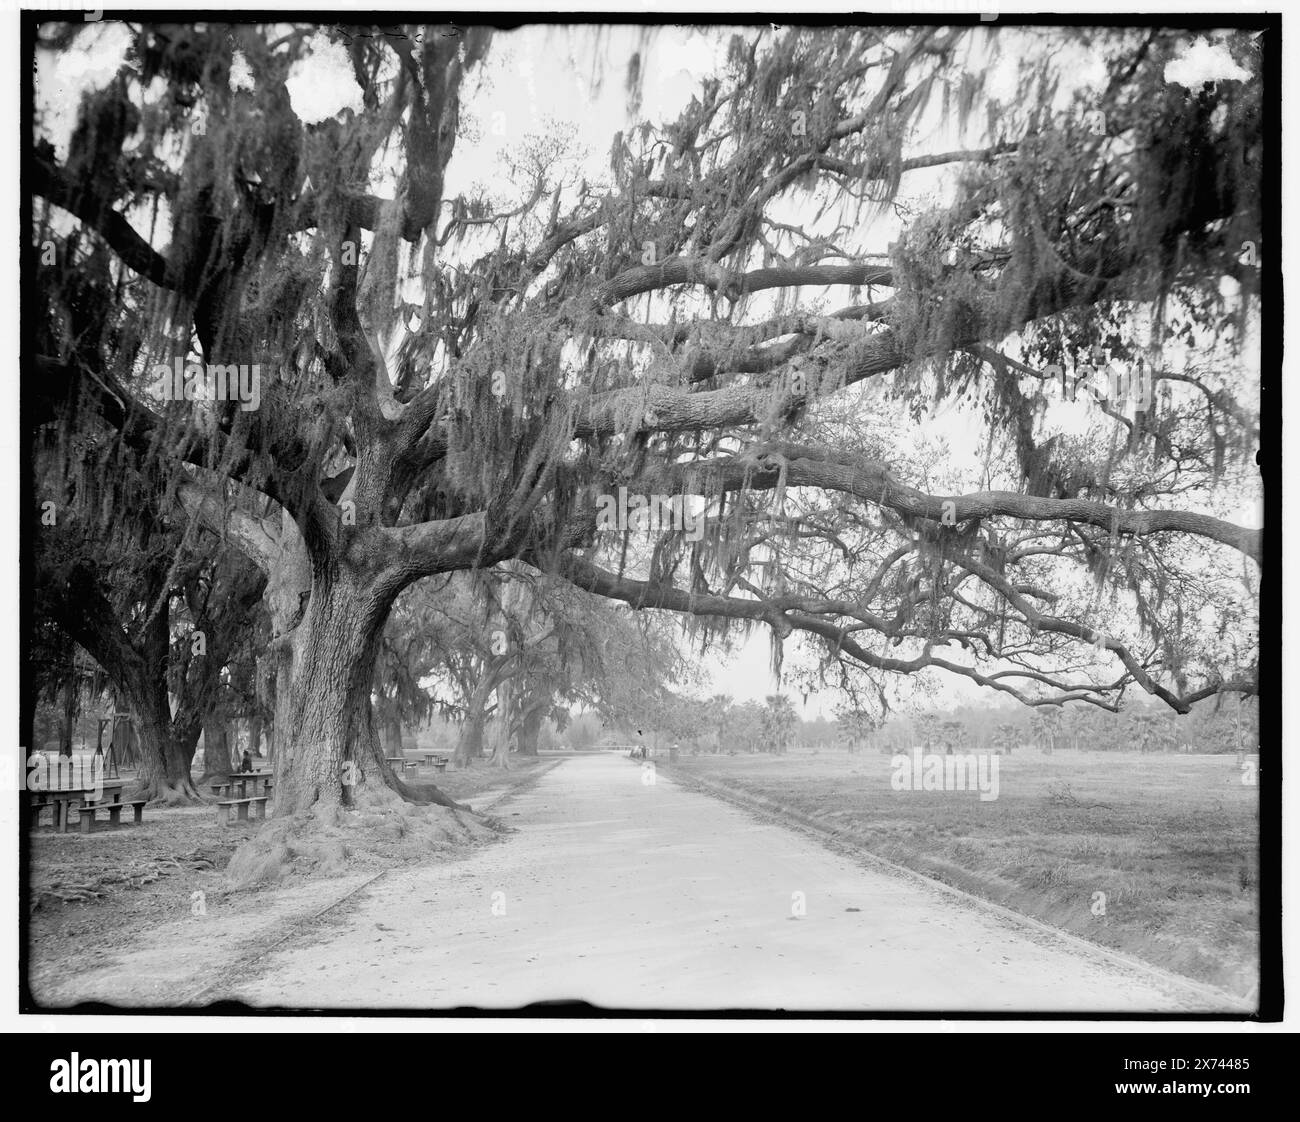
(214, 754, 1236, 1012)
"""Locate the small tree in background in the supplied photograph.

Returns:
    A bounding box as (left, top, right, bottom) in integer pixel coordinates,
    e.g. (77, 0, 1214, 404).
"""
(762, 694, 799, 754)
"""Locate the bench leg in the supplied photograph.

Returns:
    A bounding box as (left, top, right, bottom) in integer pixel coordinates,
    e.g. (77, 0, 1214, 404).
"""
(216, 805, 228, 826)
(133, 803, 144, 824)
(79, 810, 94, 835)
(254, 800, 266, 820)
(108, 805, 123, 827)
(236, 802, 249, 821)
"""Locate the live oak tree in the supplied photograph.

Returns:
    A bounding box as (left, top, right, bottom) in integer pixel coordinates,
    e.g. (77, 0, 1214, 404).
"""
(364, 570, 540, 770)
(32, 451, 266, 802)
(475, 583, 680, 768)
(31, 222, 269, 804)
(835, 706, 882, 754)
(31, 22, 1263, 818)
(28, 613, 79, 758)
(939, 718, 965, 754)
(402, 565, 689, 768)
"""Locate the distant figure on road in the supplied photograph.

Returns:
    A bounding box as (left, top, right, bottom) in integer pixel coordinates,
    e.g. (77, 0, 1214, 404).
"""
(239, 749, 253, 774)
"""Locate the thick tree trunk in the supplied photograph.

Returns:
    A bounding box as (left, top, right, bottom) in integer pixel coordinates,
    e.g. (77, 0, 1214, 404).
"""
(489, 680, 516, 769)
(56, 572, 203, 802)
(273, 573, 386, 816)
(453, 677, 493, 769)
(269, 646, 294, 765)
(384, 717, 404, 752)
(130, 701, 201, 804)
(516, 705, 544, 757)
(454, 709, 485, 769)
(238, 522, 471, 816)
(119, 635, 203, 804)
(267, 570, 468, 814)
(249, 714, 265, 760)
(269, 567, 470, 815)
(489, 718, 512, 769)
(262, 510, 313, 769)
(59, 675, 76, 758)
(198, 718, 231, 782)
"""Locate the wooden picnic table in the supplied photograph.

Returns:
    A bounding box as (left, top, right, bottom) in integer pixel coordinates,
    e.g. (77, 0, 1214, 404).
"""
(222, 770, 272, 799)
(87, 779, 124, 800)
(27, 780, 126, 833)
(422, 752, 449, 771)
(385, 755, 420, 774)
(27, 790, 84, 832)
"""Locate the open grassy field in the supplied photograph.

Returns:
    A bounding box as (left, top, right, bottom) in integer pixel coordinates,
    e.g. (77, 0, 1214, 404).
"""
(663, 748, 1260, 998)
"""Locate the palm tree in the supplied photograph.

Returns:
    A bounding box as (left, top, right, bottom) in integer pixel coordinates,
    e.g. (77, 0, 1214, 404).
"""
(762, 695, 799, 754)
(706, 693, 733, 754)
(1034, 708, 1062, 755)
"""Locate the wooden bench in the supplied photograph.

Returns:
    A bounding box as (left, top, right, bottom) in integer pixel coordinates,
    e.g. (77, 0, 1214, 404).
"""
(76, 799, 147, 834)
(216, 796, 268, 826)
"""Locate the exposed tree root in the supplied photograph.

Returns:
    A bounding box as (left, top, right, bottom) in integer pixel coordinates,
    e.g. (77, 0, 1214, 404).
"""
(224, 779, 502, 890)
(140, 774, 205, 807)
(32, 852, 217, 910)
(370, 748, 471, 811)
